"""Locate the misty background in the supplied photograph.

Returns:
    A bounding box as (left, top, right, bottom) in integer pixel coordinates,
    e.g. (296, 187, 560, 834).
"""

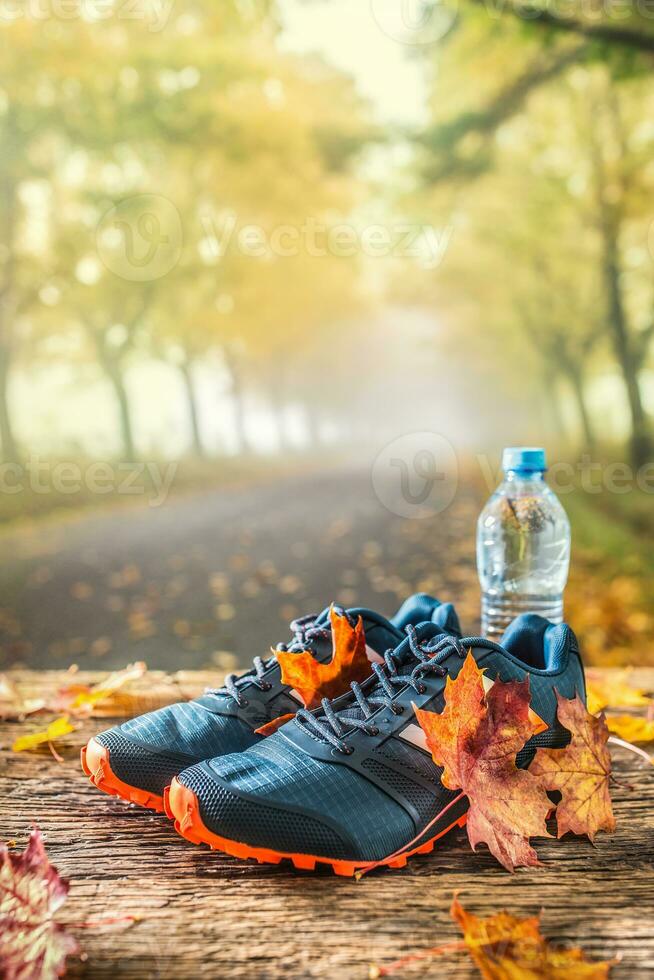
(0, 0, 653, 671)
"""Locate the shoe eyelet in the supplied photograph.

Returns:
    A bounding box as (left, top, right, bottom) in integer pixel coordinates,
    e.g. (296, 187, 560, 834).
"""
(260, 682, 272, 692)
(392, 704, 405, 715)
(368, 726, 380, 737)
(340, 745, 354, 755)
(239, 698, 249, 708)
(417, 684, 426, 695)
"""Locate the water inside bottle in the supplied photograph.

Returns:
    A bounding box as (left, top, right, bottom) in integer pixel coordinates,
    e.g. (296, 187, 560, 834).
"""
(477, 449, 570, 639)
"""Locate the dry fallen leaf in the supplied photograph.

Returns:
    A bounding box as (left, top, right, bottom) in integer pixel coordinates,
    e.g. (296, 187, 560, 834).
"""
(46, 662, 148, 718)
(531, 693, 616, 842)
(0, 675, 45, 721)
(451, 896, 615, 979)
(605, 714, 654, 744)
(276, 606, 372, 710)
(0, 828, 79, 980)
(12, 716, 75, 754)
(586, 669, 651, 715)
(414, 653, 551, 871)
(369, 895, 615, 978)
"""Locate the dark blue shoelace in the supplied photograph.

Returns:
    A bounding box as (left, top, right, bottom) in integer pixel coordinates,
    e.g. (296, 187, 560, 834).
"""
(210, 607, 356, 709)
(296, 627, 492, 753)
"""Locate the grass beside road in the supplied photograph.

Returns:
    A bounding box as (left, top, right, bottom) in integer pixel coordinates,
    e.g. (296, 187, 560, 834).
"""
(0, 454, 328, 530)
(565, 487, 654, 666)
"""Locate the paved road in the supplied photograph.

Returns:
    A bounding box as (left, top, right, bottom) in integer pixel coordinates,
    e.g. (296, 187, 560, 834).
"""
(0, 465, 481, 672)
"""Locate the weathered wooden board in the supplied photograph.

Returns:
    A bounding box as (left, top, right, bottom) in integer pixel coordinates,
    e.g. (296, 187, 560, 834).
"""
(1, 669, 653, 979)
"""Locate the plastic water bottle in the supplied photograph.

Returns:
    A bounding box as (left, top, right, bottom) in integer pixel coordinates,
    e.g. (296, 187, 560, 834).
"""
(477, 447, 570, 639)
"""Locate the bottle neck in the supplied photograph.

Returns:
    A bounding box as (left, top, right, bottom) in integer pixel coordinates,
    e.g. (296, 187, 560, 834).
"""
(503, 469, 545, 484)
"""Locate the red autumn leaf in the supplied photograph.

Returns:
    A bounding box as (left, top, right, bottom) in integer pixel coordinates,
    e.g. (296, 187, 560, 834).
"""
(0, 828, 79, 980)
(414, 652, 552, 871)
(530, 692, 616, 842)
(276, 606, 372, 710)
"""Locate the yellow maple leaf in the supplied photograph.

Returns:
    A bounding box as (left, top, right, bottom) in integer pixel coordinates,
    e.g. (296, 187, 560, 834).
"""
(606, 714, 654, 744)
(12, 715, 75, 753)
(531, 694, 616, 842)
(586, 669, 651, 715)
(65, 662, 147, 717)
(452, 896, 615, 979)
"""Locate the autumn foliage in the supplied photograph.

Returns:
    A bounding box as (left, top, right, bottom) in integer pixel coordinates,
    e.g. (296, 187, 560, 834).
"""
(451, 896, 614, 979)
(415, 653, 616, 870)
(531, 693, 616, 841)
(0, 830, 78, 980)
(414, 655, 552, 871)
(276, 606, 372, 710)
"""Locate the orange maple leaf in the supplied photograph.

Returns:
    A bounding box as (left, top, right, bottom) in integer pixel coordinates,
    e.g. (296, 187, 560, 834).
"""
(451, 896, 615, 979)
(276, 606, 371, 710)
(0, 828, 79, 980)
(414, 652, 551, 871)
(530, 692, 616, 842)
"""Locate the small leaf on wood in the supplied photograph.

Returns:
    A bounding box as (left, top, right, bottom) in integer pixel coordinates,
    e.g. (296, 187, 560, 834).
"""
(0, 828, 79, 980)
(586, 669, 651, 715)
(606, 714, 654, 744)
(12, 716, 76, 754)
(451, 896, 615, 978)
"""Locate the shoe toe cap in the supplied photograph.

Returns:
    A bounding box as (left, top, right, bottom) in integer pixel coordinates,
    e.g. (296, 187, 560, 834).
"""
(176, 762, 354, 860)
(95, 728, 193, 796)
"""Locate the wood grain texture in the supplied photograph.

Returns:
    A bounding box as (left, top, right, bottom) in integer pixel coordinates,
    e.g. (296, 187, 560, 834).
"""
(1, 669, 653, 978)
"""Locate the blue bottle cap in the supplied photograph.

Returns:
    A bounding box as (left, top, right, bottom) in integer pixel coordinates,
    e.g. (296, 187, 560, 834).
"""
(502, 446, 547, 474)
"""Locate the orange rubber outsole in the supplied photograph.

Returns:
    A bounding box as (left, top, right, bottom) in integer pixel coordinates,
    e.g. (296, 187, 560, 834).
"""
(164, 777, 467, 876)
(81, 737, 165, 813)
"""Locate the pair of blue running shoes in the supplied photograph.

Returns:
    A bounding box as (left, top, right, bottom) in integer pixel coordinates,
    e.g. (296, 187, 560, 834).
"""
(82, 593, 585, 875)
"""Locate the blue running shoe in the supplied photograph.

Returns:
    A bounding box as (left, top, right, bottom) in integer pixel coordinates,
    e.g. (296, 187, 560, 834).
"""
(82, 593, 460, 812)
(167, 613, 585, 873)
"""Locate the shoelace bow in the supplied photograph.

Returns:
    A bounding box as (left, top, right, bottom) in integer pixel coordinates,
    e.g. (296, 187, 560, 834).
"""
(296, 627, 485, 754)
(209, 607, 356, 709)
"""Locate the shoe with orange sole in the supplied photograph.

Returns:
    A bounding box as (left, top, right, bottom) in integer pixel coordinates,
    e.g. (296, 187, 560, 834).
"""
(166, 615, 585, 874)
(82, 595, 460, 812)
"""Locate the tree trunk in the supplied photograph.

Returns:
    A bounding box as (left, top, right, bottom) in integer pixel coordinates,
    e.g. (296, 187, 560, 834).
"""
(304, 402, 321, 448)
(0, 341, 18, 464)
(541, 370, 566, 441)
(223, 347, 252, 455)
(267, 387, 290, 452)
(566, 368, 595, 450)
(179, 361, 204, 457)
(106, 362, 136, 462)
(602, 224, 651, 468)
